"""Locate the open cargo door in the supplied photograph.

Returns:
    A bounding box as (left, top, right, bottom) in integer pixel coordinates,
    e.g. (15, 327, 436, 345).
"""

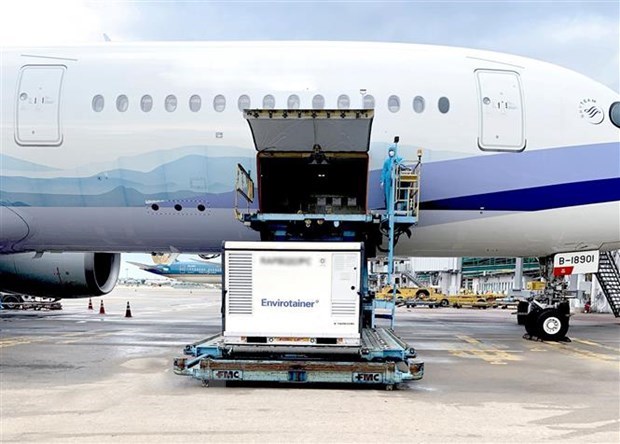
(244, 109, 373, 152)
(243, 110, 374, 215)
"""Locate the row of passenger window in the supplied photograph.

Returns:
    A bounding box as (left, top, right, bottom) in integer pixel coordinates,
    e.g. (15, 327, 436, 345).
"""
(92, 94, 450, 114)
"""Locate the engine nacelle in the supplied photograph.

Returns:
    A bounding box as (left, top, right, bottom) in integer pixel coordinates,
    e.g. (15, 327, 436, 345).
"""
(0, 252, 120, 298)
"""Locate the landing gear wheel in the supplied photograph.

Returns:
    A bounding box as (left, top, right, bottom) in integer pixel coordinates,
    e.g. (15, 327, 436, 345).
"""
(524, 309, 540, 336)
(536, 308, 569, 341)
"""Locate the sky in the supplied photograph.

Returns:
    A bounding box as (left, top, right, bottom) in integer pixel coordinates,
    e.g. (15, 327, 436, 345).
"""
(1, 1, 618, 91)
(1, 0, 618, 277)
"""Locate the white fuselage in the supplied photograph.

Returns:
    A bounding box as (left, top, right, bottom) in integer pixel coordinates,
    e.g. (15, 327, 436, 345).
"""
(1, 42, 618, 257)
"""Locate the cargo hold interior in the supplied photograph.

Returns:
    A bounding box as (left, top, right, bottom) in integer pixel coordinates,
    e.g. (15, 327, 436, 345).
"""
(257, 152, 368, 215)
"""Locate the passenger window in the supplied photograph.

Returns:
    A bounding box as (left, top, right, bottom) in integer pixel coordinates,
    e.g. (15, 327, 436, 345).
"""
(213, 94, 226, 112)
(116, 94, 128, 112)
(165, 95, 177, 112)
(92, 95, 104, 112)
(610, 102, 620, 128)
(413, 96, 425, 113)
(238, 94, 251, 111)
(189, 95, 201, 112)
(287, 94, 300, 109)
(388, 95, 400, 113)
(140, 95, 153, 112)
(438, 97, 450, 114)
(312, 94, 325, 110)
(337, 94, 350, 110)
(263, 94, 275, 110)
(363, 94, 375, 109)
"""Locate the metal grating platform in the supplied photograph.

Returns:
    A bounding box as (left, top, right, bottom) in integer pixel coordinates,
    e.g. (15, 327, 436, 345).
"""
(174, 327, 423, 387)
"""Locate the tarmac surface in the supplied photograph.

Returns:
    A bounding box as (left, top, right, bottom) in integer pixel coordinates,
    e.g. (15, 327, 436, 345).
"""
(1, 286, 619, 443)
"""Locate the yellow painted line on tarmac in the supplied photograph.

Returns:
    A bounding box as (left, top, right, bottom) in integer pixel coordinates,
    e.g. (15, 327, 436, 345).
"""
(571, 338, 620, 353)
(59, 331, 116, 344)
(543, 341, 619, 364)
(451, 335, 521, 365)
(0, 336, 36, 348)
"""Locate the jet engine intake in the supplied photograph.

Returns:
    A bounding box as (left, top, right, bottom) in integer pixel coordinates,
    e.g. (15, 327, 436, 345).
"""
(0, 252, 120, 298)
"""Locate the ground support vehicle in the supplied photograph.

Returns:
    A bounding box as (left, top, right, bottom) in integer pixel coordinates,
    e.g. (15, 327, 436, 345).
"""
(377, 285, 449, 307)
(175, 327, 423, 388)
(174, 113, 423, 388)
(0, 293, 62, 310)
(404, 299, 440, 309)
(449, 294, 495, 309)
(495, 296, 520, 310)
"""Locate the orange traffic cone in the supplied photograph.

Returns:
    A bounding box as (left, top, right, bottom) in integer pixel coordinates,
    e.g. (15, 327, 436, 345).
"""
(88, 298, 93, 310)
(99, 300, 106, 315)
(125, 301, 132, 318)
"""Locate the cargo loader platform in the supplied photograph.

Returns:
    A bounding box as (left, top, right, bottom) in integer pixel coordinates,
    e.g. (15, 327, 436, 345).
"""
(174, 327, 423, 388)
(173, 111, 424, 389)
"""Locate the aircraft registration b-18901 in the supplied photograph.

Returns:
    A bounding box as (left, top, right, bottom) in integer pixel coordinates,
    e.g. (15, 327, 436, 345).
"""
(0, 41, 618, 309)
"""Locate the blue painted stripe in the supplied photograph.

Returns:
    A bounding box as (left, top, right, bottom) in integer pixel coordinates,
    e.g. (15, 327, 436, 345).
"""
(420, 142, 619, 201)
(420, 178, 620, 211)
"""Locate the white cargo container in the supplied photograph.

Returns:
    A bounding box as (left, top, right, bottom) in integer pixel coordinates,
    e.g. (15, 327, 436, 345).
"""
(223, 241, 362, 346)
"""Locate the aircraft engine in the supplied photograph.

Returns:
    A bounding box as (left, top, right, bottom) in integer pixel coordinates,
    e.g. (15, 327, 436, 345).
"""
(0, 252, 120, 298)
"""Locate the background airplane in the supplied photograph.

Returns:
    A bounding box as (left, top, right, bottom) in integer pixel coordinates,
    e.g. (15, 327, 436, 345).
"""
(127, 258, 222, 284)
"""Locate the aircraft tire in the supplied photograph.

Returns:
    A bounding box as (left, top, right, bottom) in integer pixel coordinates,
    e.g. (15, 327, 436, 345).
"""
(524, 310, 540, 336)
(516, 301, 529, 325)
(536, 308, 569, 341)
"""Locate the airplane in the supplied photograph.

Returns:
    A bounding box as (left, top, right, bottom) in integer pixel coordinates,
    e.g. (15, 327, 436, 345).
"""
(127, 259, 222, 284)
(0, 41, 618, 313)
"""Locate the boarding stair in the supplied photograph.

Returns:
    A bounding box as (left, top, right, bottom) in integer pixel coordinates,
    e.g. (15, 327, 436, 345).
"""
(596, 251, 620, 317)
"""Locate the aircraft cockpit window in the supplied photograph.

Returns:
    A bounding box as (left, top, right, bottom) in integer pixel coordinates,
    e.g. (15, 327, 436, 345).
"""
(312, 94, 325, 110)
(438, 97, 450, 114)
(116, 95, 129, 112)
(388, 95, 400, 113)
(262, 94, 275, 110)
(140, 95, 153, 112)
(413, 96, 425, 113)
(92, 95, 104, 112)
(189, 95, 202, 112)
(337, 94, 350, 110)
(610, 102, 620, 128)
(165, 95, 177, 112)
(287, 94, 300, 109)
(238, 94, 251, 111)
(363, 94, 375, 109)
(213, 95, 226, 112)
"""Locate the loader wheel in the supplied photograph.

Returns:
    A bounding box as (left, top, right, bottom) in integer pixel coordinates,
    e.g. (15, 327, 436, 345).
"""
(1, 295, 22, 310)
(536, 308, 569, 341)
(440, 299, 449, 307)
